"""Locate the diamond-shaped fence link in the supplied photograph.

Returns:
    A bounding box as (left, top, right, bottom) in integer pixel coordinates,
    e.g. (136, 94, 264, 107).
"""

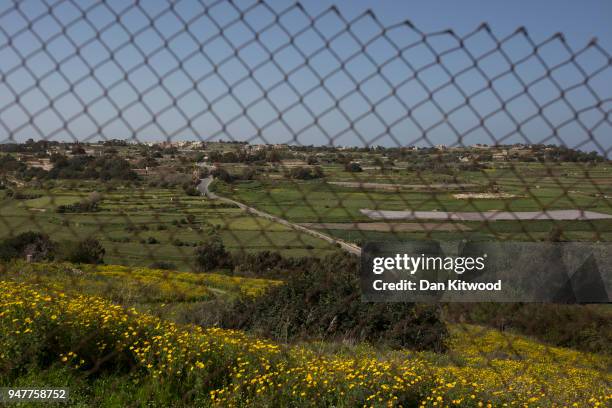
(0, 0, 611, 406)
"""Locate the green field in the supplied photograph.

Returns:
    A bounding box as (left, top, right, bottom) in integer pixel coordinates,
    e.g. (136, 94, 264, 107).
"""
(214, 162, 612, 242)
(0, 182, 340, 270)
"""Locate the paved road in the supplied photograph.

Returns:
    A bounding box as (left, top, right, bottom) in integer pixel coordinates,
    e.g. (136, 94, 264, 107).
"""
(197, 177, 362, 256)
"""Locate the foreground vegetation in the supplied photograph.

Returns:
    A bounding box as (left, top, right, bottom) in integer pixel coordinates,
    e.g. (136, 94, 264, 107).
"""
(1, 280, 609, 407)
(2, 142, 611, 406)
(0, 262, 279, 302)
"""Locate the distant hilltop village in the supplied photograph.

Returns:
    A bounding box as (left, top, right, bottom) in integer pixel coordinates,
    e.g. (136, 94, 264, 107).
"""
(0, 138, 596, 153)
(0, 137, 607, 193)
(0, 139, 606, 169)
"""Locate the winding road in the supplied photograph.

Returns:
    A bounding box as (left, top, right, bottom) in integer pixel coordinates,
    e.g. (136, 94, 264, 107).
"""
(197, 177, 362, 256)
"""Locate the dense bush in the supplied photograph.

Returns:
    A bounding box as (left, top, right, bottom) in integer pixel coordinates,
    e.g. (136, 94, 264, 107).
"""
(239, 166, 257, 180)
(0, 232, 56, 262)
(231, 250, 313, 278)
(5, 190, 43, 200)
(210, 167, 233, 183)
(56, 192, 101, 213)
(194, 234, 230, 272)
(0, 233, 108, 266)
(64, 238, 105, 264)
(149, 261, 177, 270)
(344, 162, 362, 172)
(182, 183, 200, 196)
(47, 154, 138, 181)
(445, 303, 612, 354)
(306, 155, 319, 165)
(224, 253, 448, 351)
(0, 155, 27, 173)
(286, 166, 324, 180)
(109, 236, 130, 243)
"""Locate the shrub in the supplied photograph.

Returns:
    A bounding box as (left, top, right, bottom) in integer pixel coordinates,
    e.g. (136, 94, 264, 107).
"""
(194, 235, 230, 272)
(286, 166, 324, 180)
(65, 238, 105, 264)
(182, 184, 199, 196)
(344, 162, 362, 172)
(232, 250, 284, 276)
(210, 168, 233, 183)
(6, 190, 43, 200)
(547, 225, 565, 242)
(149, 261, 177, 270)
(241, 166, 257, 180)
(224, 253, 448, 351)
(0, 231, 56, 262)
(57, 192, 101, 213)
(47, 154, 138, 181)
(445, 303, 612, 354)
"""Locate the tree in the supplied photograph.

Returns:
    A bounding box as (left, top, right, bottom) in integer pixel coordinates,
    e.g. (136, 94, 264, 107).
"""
(266, 150, 281, 163)
(71, 145, 86, 155)
(211, 167, 233, 183)
(195, 234, 229, 272)
(222, 151, 238, 163)
(547, 225, 565, 242)
(182, 183, 199, 196)
(241, 166, 256, 180)
(56, 192, 102, 213)
(287, 166, 324, 180)
(0, 232, 56, 262)
(344, 162, 363, 172)
(67, 238, 105, 264)
(149, 261, 176, 270)
(306, 155, 318, 165)
(137, 156, 160, 168)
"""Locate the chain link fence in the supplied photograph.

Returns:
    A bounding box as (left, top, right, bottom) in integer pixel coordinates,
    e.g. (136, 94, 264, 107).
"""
(0, 0, 611, 406)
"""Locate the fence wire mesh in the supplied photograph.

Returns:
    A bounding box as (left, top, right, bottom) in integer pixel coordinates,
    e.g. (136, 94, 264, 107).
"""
(0, 0, 611, 407)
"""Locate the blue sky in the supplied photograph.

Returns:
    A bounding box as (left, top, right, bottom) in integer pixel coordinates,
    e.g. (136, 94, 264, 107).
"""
(0, 0, 610, 154)
(324, 0, 612, 53)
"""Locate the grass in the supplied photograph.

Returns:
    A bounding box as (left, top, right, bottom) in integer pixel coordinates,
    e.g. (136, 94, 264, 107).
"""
(1, 279, 609, 407)
(213, 162, 612, 241)
(2, 162, 610, 266)
(0, 183, 340, 269)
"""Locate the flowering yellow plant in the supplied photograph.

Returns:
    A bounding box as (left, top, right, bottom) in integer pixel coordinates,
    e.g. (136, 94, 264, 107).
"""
(1, 280, 609, 407)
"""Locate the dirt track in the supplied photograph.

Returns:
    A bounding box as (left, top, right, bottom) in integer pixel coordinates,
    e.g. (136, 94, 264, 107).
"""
(300, 222, 470, 232)
(329, 181, 477, 191)
(198, 177, 362, 255)
(360, 209, 612, 221)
